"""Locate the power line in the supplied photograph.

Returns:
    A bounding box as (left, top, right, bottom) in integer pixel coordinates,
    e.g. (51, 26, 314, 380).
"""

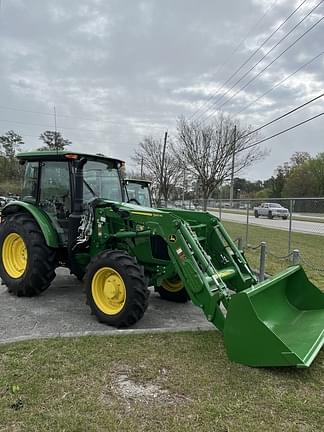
(239, 91, 324, 141)
(205, 13, 324, 120)
(2, 125, 174, 147)
(191, 0, 309, 121)
(0, 105, 115, 123)
(236, 51, 324, 115)
(0, 105, 166, 130)
(202, 0, 324, 119)
(0, 118, 102, 133)
(237, 111, 324, 153)
(188, 0, 278, 120)
(14, 132, 139, 148)
(0, 117, 166, 136)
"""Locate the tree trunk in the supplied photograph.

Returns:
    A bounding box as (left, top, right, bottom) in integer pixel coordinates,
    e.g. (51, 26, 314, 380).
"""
(202, 191, 208, 211)
(163, 188, 168, 208)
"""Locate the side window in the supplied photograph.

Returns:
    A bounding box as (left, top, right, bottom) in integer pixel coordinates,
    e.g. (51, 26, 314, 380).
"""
(39, 161, 71, 220)
(21, 162, 39, 203)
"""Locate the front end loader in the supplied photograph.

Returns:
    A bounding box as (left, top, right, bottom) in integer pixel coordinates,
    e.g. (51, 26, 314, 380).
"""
(0, 151, 323, 368)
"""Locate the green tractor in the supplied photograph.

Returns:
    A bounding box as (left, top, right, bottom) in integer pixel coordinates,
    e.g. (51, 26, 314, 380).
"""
(0, 151, 323, 367)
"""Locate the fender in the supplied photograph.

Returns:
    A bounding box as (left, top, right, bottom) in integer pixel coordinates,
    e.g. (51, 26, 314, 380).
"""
(1, 201, 59, 248)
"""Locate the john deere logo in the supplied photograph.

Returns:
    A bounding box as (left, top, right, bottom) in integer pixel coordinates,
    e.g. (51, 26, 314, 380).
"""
(169, 234, 177, 243)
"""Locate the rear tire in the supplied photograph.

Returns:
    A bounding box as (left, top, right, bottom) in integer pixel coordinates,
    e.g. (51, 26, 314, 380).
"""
(254, 211, 259, 218)
(156, 277, 189, 303)
(268, 211, 273, 219)
(0, 213, 57, 296)
(282, 216, 288, 220)
(85, 250, 149, 327)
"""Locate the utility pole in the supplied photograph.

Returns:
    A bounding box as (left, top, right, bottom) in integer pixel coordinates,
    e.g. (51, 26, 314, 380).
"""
(140, 157, 144, 177)
(182, 169, 186, 208)
(229, 125, 237, 208)
(159, 131, 168, 205)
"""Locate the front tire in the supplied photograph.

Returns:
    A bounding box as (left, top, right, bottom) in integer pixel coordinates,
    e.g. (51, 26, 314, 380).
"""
(254, 211, 259, 218)
(156, 277, 189, 303)
(268, 211, 273, 219)
(85, 250, 149, 327)
(0, 213, 57, 296)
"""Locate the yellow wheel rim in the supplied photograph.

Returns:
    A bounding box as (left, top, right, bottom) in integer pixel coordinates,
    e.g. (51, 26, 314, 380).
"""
(161, 277, 183, 293)
(2, 233, 28, 278)
(91, 267, 126, 315)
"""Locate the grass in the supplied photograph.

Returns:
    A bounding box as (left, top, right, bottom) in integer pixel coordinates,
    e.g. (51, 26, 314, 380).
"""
(223, 220, 324, 289)
(0, 333, 323, 432)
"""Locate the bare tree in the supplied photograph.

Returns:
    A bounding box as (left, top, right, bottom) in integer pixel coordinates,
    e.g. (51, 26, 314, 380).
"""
(133, 136, 182, 206)
(176, 114, 266, 210)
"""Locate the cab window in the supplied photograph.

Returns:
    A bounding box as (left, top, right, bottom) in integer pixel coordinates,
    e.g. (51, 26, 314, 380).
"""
(21, 162, 39, 204)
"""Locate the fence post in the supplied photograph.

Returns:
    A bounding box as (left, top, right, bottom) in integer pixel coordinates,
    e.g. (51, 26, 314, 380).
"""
(237, 236, 243, 250)
(288, 199, 293, 253)
(219, 198, 222, 220)
(292, 249, 300, 265)
(245, 202, 250, 246)
(259, 241, 267, 282)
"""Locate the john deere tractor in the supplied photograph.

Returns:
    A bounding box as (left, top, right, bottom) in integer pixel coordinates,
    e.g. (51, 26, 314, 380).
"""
(0, 151, 323, 367)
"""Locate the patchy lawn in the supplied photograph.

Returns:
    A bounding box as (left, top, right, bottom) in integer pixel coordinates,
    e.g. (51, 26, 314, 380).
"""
(0, 333, 323, 432)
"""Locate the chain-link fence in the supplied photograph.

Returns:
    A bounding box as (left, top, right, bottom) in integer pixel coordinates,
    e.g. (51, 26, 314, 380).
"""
(167, 197, 324, 289)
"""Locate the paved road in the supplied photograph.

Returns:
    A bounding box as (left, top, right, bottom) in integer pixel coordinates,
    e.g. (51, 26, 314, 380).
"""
(0, 268, 213, 344)
(213, 211, 324, 236)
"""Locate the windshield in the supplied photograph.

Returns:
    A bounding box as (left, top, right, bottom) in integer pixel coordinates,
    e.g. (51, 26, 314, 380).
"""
(126, 182, 151, 207)
(269, 203, 282, 208)
(82, 160, 123, 202)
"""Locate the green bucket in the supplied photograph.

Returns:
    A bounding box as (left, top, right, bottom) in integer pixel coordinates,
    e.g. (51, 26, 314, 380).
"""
(224, 266, 324, 367)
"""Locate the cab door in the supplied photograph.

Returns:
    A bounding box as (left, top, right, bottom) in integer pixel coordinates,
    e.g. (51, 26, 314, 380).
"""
(38, 160, 72, 245)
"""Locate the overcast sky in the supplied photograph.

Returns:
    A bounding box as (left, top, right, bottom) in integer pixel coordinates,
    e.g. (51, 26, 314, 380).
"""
(0, 0, 323, 180)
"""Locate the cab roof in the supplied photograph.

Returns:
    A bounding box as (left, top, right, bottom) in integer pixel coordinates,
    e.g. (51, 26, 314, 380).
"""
(125, 178, 151, 185)
(16, 150, 124, 165)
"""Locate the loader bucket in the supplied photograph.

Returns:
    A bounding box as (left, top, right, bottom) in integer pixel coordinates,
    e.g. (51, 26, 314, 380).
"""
(224, 266, 324, 367)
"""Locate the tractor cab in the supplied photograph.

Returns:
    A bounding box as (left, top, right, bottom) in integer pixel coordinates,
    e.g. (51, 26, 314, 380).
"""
(17, 151, 124, 245)
(124, 178, 152, 207)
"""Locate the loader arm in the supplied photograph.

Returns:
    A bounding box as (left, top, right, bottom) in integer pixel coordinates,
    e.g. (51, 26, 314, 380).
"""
(127, 208, 257, 332)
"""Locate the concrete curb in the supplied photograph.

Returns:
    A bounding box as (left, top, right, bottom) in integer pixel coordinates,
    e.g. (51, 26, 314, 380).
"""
(0, 326, 215, 346)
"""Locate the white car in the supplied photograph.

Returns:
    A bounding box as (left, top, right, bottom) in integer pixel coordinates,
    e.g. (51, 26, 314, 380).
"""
(254, 203, 289, 220)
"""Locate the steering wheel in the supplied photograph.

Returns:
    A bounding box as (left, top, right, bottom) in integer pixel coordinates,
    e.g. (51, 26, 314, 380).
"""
(128, 198, 141, 205)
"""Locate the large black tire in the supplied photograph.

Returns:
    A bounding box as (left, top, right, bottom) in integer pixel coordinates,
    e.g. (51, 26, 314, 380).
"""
(254, 210, 259, 218)
(156, 277, 189, 303)
(85, 250, 149, 327)
(268, 211, 273, 219)
(0, 213, 56, 296)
